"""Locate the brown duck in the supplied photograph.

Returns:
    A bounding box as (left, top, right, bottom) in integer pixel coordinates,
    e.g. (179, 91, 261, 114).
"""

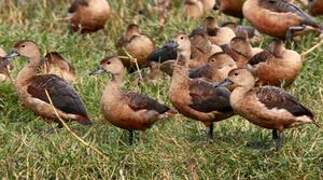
(189, 52, 237, 82)
(309, 0, 323, 16)
(5, 41, 92, 127)
(248, 39, 302, 87)
(243, 0, 323, 40)
(117, 24, 155, 70)
(214, 0, 246, 18)
(219, 68, 318, 149)
(184, 0, 205, 19)
(68, 0, 111, 33)
(42, 52, 76, 84)
(169, 33, 233, 139)
(90, 56, 174, 144)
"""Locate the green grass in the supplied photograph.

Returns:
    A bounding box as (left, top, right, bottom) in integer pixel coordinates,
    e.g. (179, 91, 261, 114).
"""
(0, 0, 322, 179)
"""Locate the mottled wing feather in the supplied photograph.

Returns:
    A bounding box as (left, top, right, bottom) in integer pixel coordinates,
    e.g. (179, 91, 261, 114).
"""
(189, 80, 232, 113)
(256, 86, 314, 118)
(68, 0, 88, 13)
(125, 92, 170, 114)
(248, 50, 274, 66)
(27, 74, 88, 117)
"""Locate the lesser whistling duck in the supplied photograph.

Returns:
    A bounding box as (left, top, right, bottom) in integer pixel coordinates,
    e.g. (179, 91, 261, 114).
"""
(202, 16, 236, 46)
(221, 36, 254, 68)
(5, 41, 92, 127)
(219, 68, 318, 149)
(42, 52, 76, 84)
(184, 0, 204, 19)
(117, 24, 155, 70)
(189, 52, 237, 82)
(309, 0, 323, 16)
(90, 56, 174, 144)
(248, 39, 302, 87)
(214, 0, 246, 18)
(0, 48, 11, 82)
(68, 0, 111, 33)
(169, 33, 233, 139)
(243, 0, 323, 40)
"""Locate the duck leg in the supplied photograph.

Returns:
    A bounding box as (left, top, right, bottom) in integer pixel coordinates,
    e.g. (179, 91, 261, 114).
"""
(272, 129, 284, 150)
(128, 130, 134, 145)
(286, 25, 305, 41)
(207, 123, 214, 139)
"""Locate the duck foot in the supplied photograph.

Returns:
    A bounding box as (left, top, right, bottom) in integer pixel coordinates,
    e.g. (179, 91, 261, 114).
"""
(272, 129, 284, 151)
(207, 123, 214, 140)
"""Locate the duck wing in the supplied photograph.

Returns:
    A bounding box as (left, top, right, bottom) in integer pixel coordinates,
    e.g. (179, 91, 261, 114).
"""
(68, 0, 88, 14)
(189, 64, 213, 79)
(248, 50, 275, 66)
(27, 74, 88, 117)
(256, 86, 314, 118)
(189, 80, 232, 113)
(125, 92, 170, 114)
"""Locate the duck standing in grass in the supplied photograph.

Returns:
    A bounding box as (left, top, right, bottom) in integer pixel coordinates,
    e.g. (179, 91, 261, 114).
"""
(248, 39, 302, 87)
(68, 0, 111, 33)
(4, 41, 92, 128)
(169, 33, 233, 139)
(219, 68, 318, 150)
(309, 0, 323, 16)
(42, 52, 76, 84)
(116, 24, 155, 70)
(243, 0, 323, 40)
(90, 56, 174, 144)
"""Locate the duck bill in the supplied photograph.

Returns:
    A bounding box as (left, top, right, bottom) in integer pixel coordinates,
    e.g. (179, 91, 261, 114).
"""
(89, 66, 105, 76)
(5, 50, 19, 59)
(216, 79, 233, 87)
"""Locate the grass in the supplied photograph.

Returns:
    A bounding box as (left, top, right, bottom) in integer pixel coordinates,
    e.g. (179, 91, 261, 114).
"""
(0, 0, 322, 179)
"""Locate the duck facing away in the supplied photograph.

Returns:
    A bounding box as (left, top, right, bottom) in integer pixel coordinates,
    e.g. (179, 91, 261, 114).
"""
(5, 41, 92, 127)
(68, 0, 111, 33)
(219, 68, 318, 150)
(243, 0, 322, 40)
(90, 56, 174, 144)
(189, 52, 237, 82)
(248, 39, 302, 87)
(42, 52, 76, 84)
(309, 0, 323, 16)
(169, 33, 233, 139)
(117, 24, 155, 70)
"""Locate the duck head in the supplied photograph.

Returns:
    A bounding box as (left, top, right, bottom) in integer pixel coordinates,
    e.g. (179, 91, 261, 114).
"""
(208, 52, 237, 80)
(219, 68, 256, 89)
(90, 56, 124, 76)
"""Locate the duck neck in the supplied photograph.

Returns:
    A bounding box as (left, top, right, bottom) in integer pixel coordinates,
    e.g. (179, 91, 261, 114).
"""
(104, 72, 124, 96)
(15, 56, 41, 87)
(231, 83, 255, 105)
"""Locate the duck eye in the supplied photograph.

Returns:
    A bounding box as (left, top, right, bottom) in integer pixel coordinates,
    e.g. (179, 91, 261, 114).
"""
(268, 0, 275, 3)
(234, 73, 238, 76)
(21, 45, 25, 48)
(106, 61, 111, 65)
(180, 36, 184, 40)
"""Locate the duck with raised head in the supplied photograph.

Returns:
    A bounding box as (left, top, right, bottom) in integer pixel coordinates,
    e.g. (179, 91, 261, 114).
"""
(68, 0, 111, 33)
(117, 24, 155, 70)
(189, 52, 237, 82)
(184, 0, 205, 19)
(243, 0, 323, 40)
(42, 52, 76, 84)
(4, 41, 92, 127)
(219, 68, 318, 150)
(248, 39, 302, 87)
(309, 0, 323, 16)
(221, 36, 254, 68)
(214, 0, 246, 18)
(169, 33, 233, 139)
(90, 56, 175, 144)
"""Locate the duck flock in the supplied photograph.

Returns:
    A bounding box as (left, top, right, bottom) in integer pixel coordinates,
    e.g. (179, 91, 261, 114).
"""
(0, 0, 322, 150)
